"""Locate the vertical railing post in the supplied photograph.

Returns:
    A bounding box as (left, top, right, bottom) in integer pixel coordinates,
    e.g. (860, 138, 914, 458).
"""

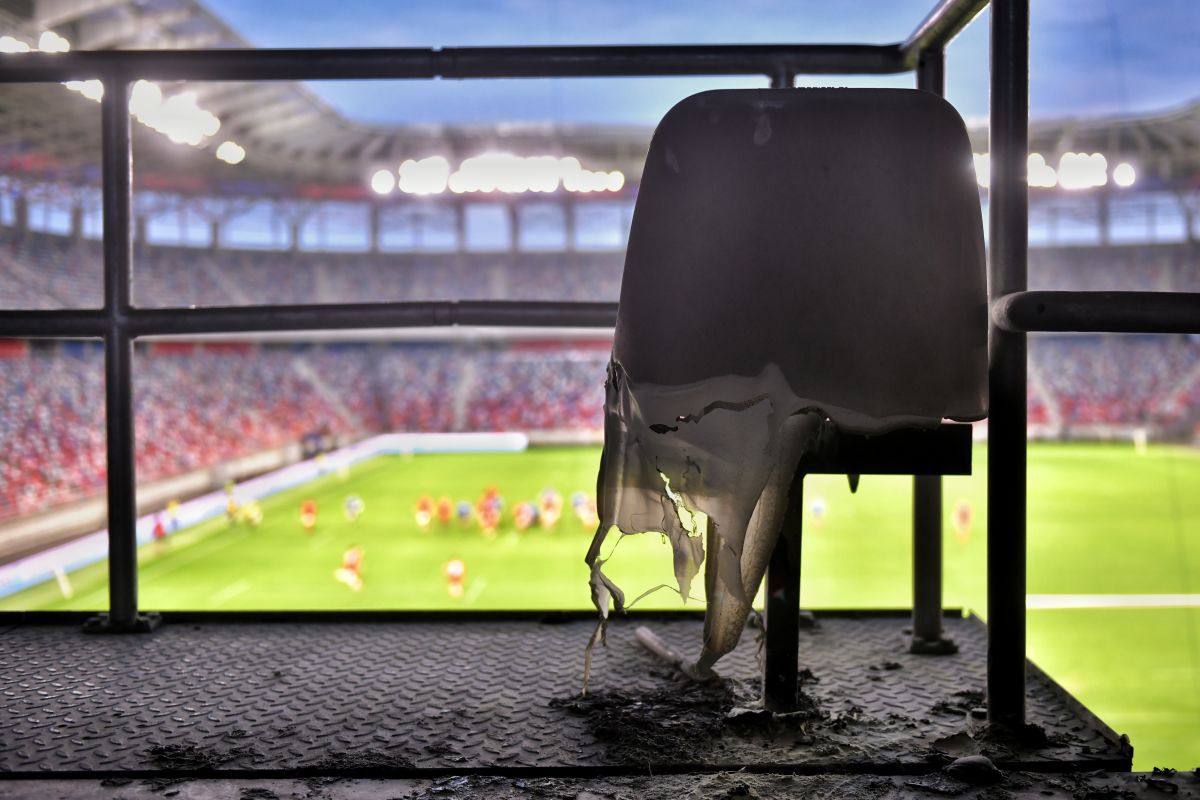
(86, 71, 158, 633)
(763, 470, 805, 711)
(760, 63, 802, 711)
(910, 47, 957, 655)
(987, 0, 1029, 725)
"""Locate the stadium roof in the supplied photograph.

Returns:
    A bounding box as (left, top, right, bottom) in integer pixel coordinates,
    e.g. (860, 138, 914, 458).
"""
(1, 0, 1200, 196)
(0, 0, 650, 194)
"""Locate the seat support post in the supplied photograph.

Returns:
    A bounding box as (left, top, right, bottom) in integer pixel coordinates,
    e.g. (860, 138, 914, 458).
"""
(908, 43, 957, 658)
(911, 475, 957, 653)
(762, 470, 805, 711)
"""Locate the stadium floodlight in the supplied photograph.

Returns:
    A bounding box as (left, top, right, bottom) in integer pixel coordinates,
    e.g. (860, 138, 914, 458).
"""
(63, 79, 104, 102)
(397, 152, 626, 195)
(558, 156, 623, 193)
(0, 35, 31, 53)
(398, 156, 450, 195)
(370, 168, 396, 195)
(216, 141, 246, 165)
(36, 31, 70, 53)
(129, 80, 163, 117)
(452, 152, 529, 193)
(1058, 152, 1107, 190)
(129, 81, 220, 147)
(1027, 153, 1057, 188)
(972, 153, 990, 188)
(1112, 162, 1136, 188)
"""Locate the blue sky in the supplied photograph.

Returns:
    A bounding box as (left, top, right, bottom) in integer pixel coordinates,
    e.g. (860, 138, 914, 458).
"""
(204, 0, 1200, 126)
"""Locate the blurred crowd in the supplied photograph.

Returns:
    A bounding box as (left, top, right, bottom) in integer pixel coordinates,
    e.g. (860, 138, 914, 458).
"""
(0, 341, 610, 521)
(6, 230, 1197, 310)
(1035, 336, 1199, 426)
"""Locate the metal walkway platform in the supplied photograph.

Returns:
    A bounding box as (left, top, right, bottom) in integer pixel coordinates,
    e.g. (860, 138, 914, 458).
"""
(0, 613, 1130, 779)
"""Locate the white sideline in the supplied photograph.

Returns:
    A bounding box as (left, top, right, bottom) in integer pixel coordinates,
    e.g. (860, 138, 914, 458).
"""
(1026, 594, 1200, 609)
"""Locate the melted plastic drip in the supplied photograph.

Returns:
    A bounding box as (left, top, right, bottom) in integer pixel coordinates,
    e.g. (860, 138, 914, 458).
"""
(584, 357, 946, 686)
(585, 359, 826, 682)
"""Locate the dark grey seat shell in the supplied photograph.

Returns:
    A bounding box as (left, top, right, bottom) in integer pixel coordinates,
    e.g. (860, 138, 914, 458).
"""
(614, 87, 987, 427)
(586, 88, 988, 679)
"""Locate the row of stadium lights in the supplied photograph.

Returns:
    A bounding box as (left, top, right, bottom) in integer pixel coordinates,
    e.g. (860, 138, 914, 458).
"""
(369, 154, 626, 196)
(374, 150, 1129, 196)
(0, 31, 245, 165)
(973, 152, 1136, 190)
(1, 31, 1136, 194)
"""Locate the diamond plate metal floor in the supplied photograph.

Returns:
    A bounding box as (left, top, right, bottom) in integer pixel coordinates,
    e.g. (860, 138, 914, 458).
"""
(0, 614, 1131, 776)
(6, 772, 1200, 800)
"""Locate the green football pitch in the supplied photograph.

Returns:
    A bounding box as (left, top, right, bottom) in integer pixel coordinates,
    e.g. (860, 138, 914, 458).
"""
(3, 442, 1198, 771)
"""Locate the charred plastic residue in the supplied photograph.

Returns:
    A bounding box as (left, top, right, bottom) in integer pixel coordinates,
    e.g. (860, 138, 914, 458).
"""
(584, 359, 828, 682)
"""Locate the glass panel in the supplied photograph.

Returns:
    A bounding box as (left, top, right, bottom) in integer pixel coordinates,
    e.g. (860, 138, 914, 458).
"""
(0, 340, 108, 611)
(0, 83, 102, 310)
(118, 335, 612, 611)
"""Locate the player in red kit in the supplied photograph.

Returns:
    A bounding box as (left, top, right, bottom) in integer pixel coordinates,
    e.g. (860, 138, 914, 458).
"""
(436, 496, 454, 527)
(300, 498, 318, 532)
(334, 545, 364, 591)
(152, 514, 167, 554)
(952, 499, 974, 543)
(415, 495, 434, 530)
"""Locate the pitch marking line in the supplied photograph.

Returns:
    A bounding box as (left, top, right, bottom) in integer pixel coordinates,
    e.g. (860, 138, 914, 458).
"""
(210, 579, 250, 607)
(463, 577, 488, 604)
(1027, 594, 1200, 609)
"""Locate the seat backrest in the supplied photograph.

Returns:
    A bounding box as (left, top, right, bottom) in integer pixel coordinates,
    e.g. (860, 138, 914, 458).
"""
(613, 88, 987, 428)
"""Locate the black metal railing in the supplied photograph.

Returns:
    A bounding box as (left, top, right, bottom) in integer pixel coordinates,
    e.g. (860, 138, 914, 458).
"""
(3, 0, 1198, 727)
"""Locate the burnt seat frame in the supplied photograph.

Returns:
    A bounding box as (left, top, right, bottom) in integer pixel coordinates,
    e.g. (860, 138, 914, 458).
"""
(763, 422, 972, 711)
(2, 0, 1199, 729)
(755, 45, 969, 713)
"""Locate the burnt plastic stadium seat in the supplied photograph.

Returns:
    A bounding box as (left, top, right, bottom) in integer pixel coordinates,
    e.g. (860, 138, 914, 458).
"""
(586, 88, 987, 705)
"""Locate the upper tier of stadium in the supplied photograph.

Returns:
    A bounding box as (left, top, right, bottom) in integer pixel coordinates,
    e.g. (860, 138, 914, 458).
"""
(2, 226, 1198, 311)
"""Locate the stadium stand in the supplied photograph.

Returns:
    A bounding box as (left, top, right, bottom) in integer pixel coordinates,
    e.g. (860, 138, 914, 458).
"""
(0, 342, 106, 519)
(1028, 244, 1198, 292)
(465, 342, 609, 432)
(133, 343, 359, 483)
(1035, 335, 1200, 427)
(0, 229, 627, 308)
(0, 337, 612, 521)
(3, 225, 1200, 520)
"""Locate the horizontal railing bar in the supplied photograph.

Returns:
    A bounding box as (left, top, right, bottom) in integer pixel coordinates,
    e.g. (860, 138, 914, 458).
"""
(14, 291, 1197, 338)
(0, 43, 907, 83)
(993, 291, 1200, 334)
(0, 309, 107, 337)
(0, 302, 618, 338)
(901, 0, 990, 68)
(127, 300, 618, 335)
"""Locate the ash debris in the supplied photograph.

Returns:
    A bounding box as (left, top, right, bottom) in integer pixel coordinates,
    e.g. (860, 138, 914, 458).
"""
(311, 750, 416, 772)
(239, 789, 280, 800)
(932, 689, 986, 717)
(79, 771, 1199, 800)
(144, 741, 264, 771)
(551, 664, 901, 766)
(550, 671, 744, 764)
